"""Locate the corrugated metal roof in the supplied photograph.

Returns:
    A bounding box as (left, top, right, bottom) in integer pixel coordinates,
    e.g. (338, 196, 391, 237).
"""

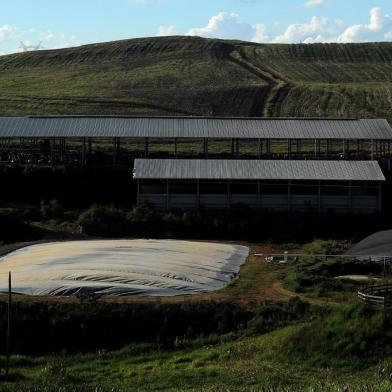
(0, 116, 391, 140)
(133, 159, 386, 181)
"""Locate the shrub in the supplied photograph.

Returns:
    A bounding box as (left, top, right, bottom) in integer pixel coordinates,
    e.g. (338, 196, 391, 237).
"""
(245, 298, 315, 335)
(286, 303, 392, 360)
(127, 204, 160, 235)
(77, 205, 128, 237)
(40, 199, 64, 220)
(0, 301, 251, 354)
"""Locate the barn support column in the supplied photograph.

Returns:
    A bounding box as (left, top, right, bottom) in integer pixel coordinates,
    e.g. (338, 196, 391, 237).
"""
(326, 140, 330, 159)
(258, 139, 263, 159)
(348, 181, 352, 212)
(137, 179, 140, 205)
(50, 138, 55, 165)
(82, 137, 86, 164)
(203, 138, 208, 158)
(297, 140, 302, 159)
(287, 180, 292, 212)
(174, 138, 178, 158)
(235, 139, 240, 157)
(257, 180, 262, 210)
(347, 140, 350, 159)
(317, 140, 321, 160)
(266, 139, 271, 156)
(288, 139, 292, 159)
(196, 180, 200, 208)
(88, 138, 92, 155)
(342, 140, 346, 158)
(378, 182, 382, 212)
(113, 137, 118, 165)
(227, 180, 231, 208)
(59, 138, 63, 163)
(231, 139, 235, 156)
(318, 181, 321, 212)
(166, 180, 170, 211)
(370, 139, 374, 160)
(144, 138, 149, 158)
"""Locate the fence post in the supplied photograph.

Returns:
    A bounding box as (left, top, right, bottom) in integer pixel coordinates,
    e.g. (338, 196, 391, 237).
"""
(5, 272, 11, 378)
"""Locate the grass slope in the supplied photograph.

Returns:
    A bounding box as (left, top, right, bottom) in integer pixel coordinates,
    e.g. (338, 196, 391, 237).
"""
(3, 320, 392, 391)
(1, 36, 392, 121)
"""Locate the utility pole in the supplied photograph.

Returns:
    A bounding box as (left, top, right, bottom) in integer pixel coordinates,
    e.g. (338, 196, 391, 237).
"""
(5, 272, 11, 378)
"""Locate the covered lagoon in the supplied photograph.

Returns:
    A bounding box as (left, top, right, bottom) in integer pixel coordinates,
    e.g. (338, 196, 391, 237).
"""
(0, 239, 248, 296)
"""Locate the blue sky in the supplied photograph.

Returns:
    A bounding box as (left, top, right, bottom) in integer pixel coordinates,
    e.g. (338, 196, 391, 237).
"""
(1, 0, 392, 54)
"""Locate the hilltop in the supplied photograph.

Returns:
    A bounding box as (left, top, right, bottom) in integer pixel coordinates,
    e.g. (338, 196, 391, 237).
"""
(1, 36, 392, 121)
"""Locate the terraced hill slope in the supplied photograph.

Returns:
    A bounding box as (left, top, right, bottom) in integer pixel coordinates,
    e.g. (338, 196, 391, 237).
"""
(1, 36, 392, 122)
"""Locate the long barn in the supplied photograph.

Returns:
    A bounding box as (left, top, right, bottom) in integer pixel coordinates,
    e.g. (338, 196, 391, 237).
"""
(133, 159, 385, 213)
(1, 116, 392, 164)
(0, 115, 390, 213)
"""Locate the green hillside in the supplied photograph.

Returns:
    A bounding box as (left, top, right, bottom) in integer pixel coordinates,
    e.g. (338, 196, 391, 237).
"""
(1, 36, 392, 121)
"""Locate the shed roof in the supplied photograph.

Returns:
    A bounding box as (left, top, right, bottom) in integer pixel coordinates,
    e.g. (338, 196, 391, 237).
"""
(133, 159, 386, 182)
(0, 116, 391, 140)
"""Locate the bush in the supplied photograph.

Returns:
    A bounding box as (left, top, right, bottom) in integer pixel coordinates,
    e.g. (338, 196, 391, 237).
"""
(77, 205, 128, 237)
(0, 301, 251, 354)
(126, 204, 160, 236)
(284, 257, 383, 295)
(40, 199, 64, 220)
(286, 303, 392, 360)
(245, 298, 315, 335)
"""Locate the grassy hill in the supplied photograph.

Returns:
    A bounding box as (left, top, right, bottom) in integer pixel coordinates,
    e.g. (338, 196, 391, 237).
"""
(1, 36, 392, 121)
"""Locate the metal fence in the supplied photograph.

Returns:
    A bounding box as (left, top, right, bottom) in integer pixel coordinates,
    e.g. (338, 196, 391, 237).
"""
(357, 284, 392, 308)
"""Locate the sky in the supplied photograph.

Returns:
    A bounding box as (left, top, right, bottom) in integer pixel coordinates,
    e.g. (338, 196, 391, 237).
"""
(1, 0, 392, 54)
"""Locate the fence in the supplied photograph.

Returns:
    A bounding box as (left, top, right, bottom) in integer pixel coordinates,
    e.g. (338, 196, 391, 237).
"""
(357, 284, 392, 308)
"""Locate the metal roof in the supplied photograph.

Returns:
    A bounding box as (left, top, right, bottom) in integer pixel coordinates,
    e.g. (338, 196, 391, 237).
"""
(133, 159, 386, 181)
(0, 116, 391, 140)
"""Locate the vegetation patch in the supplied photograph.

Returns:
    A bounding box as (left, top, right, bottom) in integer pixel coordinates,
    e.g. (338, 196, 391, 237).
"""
(286, 303, 392, 363)
(284, 256, 384, 299)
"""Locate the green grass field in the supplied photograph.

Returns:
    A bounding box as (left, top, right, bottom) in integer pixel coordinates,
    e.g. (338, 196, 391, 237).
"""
(0, 237, 391, 391)
(1, 320, 392, 391)
(1, 36, 392, 123)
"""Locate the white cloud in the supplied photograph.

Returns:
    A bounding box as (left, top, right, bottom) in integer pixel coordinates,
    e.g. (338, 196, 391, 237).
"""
(273, 6, 392, 43)
(271, 16, 341, 43)
(39, 30, 55, 40)
(187, 11, 268, 42)
(302, 0, 326, 8)
(185, 6, 392, 44)
(252, 24, 269, 42)
(156, 25, 176, 36)
(187, 12, 254, 40)
(337, 7, 392, 43)
(0, 25, 14, 43)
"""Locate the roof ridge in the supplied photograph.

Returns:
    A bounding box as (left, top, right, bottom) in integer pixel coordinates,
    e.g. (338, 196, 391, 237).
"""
(25, 115, 363, 121)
